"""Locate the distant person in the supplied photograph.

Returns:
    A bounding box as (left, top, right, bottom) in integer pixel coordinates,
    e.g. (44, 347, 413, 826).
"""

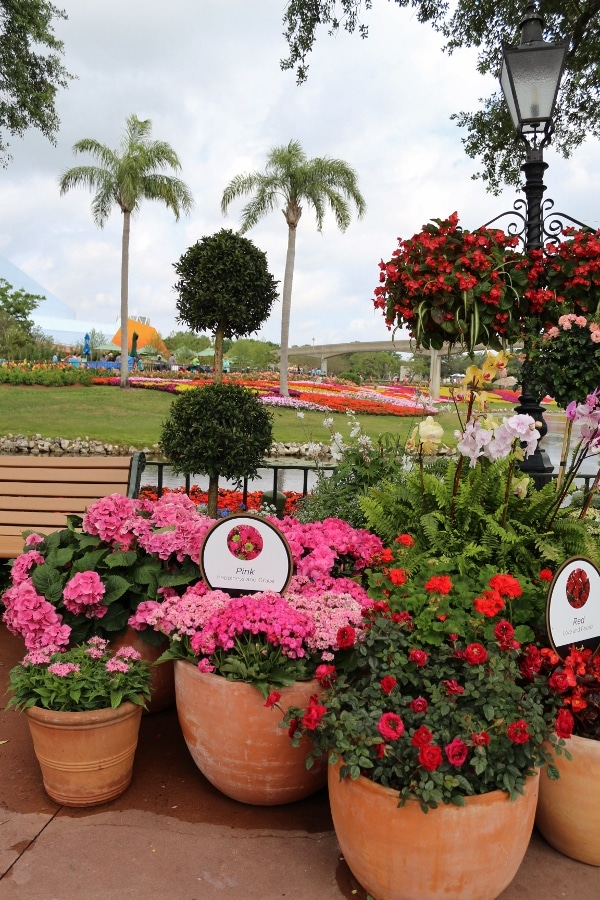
(52, 353, 58, 364)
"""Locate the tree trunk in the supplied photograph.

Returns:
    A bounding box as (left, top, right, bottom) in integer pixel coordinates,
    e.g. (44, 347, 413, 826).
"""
(207, 473, 219, 519)
(279, 222, 297, 397)
(120, 210, 131, 389)
(213, 324, 224, 385)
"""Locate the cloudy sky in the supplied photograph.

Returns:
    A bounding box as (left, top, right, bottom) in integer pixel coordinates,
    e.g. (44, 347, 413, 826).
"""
(1, 0, 599, 348)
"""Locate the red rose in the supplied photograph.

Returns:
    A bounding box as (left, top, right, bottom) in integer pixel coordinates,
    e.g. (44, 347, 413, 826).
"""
(336, 625, 356, 649)
(555, 708, 574, 739)
(444, 679, 464, 695)
(411, 725, 433, 747)
(377, 712, 405, 741)
(424, 575, 453, 595)
(418, 743, 443, 772)
(395, 534, 414, 547)
(539, 568, 553, 582)
(380, 675, 397, 695)
(507, 719, 530, 744)
(288, 718, 301, 739)
(409, 649, 429, 667)
(464, 643, 488, 665)
(375, 742, 387, 759)
(471, 731, 491, 746)
(264, 691, 281, 708)
(315, 664, 337, 687)
(409, 696, 428, 713)
(488, 573, 522, 598)
(389, 568, 408, 586)
(445, 737, 469, 767)
(301, 695, 327, 731)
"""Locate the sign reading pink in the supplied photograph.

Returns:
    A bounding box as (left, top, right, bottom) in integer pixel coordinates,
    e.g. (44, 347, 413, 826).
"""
(200, 514, 293, 594)
(546, 556, 600, 658)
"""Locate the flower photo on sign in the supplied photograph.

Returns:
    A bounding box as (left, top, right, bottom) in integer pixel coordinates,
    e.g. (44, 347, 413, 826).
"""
(226, 523, 264, 561)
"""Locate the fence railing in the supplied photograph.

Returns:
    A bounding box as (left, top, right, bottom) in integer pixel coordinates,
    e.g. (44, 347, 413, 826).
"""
(142, 459, 336, 506)
(142, 459, 596, 505)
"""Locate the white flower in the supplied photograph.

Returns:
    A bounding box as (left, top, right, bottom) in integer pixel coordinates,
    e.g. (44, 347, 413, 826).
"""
(323, 417, 334, 428)
(296, 411, 305, 419)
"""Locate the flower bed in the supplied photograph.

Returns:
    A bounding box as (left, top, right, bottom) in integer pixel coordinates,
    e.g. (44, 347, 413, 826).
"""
(137, 485, 304, 516)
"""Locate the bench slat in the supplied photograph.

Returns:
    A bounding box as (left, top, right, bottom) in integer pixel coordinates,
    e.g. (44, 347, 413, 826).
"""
(0, 482, 131, 498)
(0, 452, 145, 559)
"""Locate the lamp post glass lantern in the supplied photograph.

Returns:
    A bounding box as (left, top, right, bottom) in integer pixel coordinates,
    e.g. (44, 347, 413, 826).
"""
(498, 2, 569, 486)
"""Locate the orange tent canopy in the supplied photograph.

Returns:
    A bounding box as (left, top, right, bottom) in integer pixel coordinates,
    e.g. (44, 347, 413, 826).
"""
(111, 319, 169, 356)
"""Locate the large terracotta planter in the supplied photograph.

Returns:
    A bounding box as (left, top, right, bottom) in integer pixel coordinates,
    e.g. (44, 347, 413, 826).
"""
(328, 759, 539, 900)
(25, 701, 143, 807)
(110, 627, 175, 714)
(174, 660, 327, 805)
(536, 735, 600, 866)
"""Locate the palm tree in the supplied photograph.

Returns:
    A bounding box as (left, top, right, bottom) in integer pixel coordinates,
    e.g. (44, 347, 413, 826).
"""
(221, 139, 365, 395)
(59, 114, 194, 387)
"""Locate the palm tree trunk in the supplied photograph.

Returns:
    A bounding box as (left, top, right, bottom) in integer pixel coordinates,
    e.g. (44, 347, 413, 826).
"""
(120, 210, 131, 389)
(279, 223, 297, 397)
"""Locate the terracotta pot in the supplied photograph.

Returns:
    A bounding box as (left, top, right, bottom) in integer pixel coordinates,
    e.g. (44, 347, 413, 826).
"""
(328, 759, 539, 900)
(174, 660, 327, 805)
(25, 702, 143, 807)
(110, 627, 175, 714)
(536, 735, 600, 866)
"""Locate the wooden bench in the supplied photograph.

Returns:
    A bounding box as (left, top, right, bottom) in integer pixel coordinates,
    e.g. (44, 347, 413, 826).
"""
(0, 452, 146, 559)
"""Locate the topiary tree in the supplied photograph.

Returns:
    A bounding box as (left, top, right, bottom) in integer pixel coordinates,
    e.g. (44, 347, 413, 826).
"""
(174, 229, 279, 384)
(159, 383, 273, 518)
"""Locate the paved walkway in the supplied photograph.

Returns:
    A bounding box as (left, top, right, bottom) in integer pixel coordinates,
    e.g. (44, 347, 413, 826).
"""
(1, 624, 599, 900)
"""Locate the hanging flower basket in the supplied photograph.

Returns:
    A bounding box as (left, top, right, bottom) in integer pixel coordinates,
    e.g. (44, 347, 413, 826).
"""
(373, 212, 528, 352)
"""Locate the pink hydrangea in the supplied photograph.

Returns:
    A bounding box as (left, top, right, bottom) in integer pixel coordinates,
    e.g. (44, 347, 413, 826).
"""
(10, 549, 45, 585)
(2, 578, 71, 651)
(63, 570, 106, 617)
(82, 493, 140, 548)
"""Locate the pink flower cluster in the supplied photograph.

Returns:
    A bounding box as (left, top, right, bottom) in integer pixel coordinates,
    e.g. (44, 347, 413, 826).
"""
(63, 570, 106, 618)
(189, 592, 315, 659)
(274, 517, 383, 579)
(545, 314, 600, 343)
(128, 583, 231, 637)
(2, 579, 71, 651)
(83, 492, 214, 562)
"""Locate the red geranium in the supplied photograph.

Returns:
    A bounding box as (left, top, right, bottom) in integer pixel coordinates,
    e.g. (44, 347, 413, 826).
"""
(395, 533, 415, 547)
(488, 573, 522, 599)
(444, 679, 464, 696)
(473, 589, 505, 617)
(388, 568, 408, 586)
(424, 575, 453, 595)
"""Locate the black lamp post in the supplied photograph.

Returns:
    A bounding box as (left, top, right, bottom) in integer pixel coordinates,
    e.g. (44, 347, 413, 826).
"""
(498, 2, 569, 487)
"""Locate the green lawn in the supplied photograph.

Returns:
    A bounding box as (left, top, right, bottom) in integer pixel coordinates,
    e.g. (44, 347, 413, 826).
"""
(0, 385, 495, 451)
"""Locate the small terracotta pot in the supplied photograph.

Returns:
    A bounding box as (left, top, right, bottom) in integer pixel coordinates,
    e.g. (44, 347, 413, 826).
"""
(110, 626, 175, 714)
(536, 735, 600, 866)
(328, 759, 539, 900)
(25, 702, 143, 807)
(174, 660, 327, 805)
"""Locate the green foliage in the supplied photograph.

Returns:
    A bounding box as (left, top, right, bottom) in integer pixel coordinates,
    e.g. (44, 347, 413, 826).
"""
(524, 318, 600, 408)
(337, 371, 361, 385)
(297, 431, 407, 528)
(0, 0, 73, 165)
(174, 229, 279, 341)
(160, 383, 273, 487)
(228, 338, 278, 371)
(164, 330, 211, 354)
(280, 1, 598, 192)
(285, 612, 564, 808)
(0, 362, 95, 385)
(359, 454, 599, 593)
(7, 640, 152, 712)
